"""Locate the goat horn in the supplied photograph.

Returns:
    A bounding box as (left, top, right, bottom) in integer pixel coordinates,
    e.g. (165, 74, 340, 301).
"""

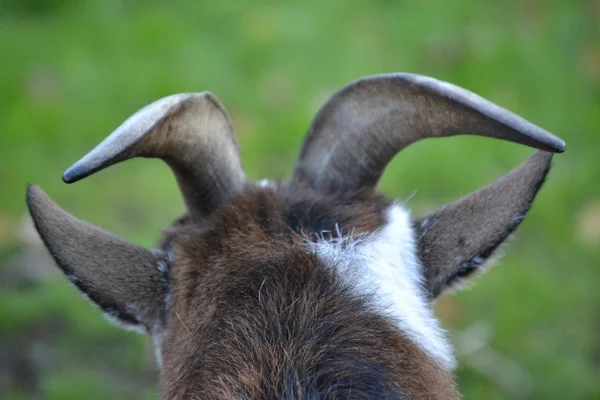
(63, 92, 246, 220)
(293, 73, 565, 192)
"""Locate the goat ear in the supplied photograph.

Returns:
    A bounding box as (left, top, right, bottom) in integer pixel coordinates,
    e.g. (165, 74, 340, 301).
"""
(26, 185, 169, 333)
(415, 151, 552, 298)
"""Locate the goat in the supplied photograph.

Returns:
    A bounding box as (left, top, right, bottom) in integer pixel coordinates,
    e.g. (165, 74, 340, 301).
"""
(27, 73, 565, 399)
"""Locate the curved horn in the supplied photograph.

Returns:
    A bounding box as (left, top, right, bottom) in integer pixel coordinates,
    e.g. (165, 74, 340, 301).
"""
(63, 92, 246, 220)
(293, 73, 565, 192)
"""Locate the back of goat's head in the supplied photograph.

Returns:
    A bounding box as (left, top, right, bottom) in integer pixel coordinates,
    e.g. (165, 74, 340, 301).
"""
(27, 74, 565, 399)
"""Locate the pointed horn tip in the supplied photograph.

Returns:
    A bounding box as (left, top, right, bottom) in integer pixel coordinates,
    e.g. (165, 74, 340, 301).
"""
(62, 159, 100, 184)
(62, 166, 83, 184)
(552, 138, 566, 153)
(532, 137, 565, 154)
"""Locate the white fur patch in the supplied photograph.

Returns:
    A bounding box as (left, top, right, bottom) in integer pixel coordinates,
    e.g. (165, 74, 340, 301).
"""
(307, 204, 455, 369)
(152, 323, 165, 367)
(258, 179, 275, 188)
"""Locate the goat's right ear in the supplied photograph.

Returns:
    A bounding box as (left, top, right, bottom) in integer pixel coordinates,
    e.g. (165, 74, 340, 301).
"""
(26, 185, 169, 334)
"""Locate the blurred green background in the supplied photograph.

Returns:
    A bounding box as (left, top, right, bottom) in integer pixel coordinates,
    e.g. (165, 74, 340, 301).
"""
(1, 0, 598, 399)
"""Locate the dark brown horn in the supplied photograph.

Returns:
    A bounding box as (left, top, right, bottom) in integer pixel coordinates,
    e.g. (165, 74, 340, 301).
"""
(293, 73, 565, 192)
(63, 92, 246, 220)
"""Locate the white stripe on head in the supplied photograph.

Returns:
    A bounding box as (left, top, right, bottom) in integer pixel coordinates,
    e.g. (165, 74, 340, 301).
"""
(308, 204, 455, 369)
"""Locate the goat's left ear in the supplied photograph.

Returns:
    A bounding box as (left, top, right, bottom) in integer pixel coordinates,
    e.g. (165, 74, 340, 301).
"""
(26, 185, 169, 333)
(415, 151, 552, 298)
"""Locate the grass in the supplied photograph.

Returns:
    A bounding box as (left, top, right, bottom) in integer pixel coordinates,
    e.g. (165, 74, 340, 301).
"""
(0, 0, 598, 398)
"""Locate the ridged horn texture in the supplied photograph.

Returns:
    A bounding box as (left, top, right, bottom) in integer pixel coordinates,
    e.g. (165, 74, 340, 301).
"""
(63, 92, 246, 220)
(293, 73, 565, 192)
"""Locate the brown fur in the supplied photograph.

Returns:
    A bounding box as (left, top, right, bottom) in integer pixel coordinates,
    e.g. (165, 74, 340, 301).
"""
(156, 184, 458, 399)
